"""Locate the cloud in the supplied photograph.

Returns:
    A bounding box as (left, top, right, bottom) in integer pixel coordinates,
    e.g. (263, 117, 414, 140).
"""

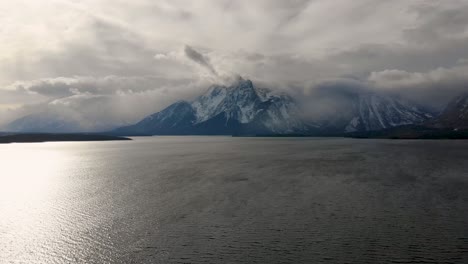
(184, 45, 218, 76)
(368, 65, 468, 108)
(2, 1, 467, 84)
(404, 1, 468, 43)
(1, 1, 468, 129)
(0, 75, 210, 130)
(154, 53, 169, 60)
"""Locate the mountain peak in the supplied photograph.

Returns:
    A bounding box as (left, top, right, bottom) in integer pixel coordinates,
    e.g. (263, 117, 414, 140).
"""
(230, 76, 254, 90)
(191, 78, 259, 124)
(113, 78, 312, 135)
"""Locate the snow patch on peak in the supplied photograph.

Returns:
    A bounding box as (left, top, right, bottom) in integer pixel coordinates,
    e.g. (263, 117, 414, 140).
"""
(191, 78, 261, 124)
(355, 93, 431, 131)
(191, 85, 227, 123)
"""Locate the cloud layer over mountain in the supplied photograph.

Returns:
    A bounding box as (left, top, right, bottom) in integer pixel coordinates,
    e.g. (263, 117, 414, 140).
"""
(1, 0, 468, 129)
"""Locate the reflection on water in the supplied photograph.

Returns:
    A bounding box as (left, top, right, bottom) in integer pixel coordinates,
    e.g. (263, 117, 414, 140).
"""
(0, 137, 467, 263)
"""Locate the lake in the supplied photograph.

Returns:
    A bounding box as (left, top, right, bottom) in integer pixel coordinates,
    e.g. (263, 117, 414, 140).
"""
(1, 137, 467, 263)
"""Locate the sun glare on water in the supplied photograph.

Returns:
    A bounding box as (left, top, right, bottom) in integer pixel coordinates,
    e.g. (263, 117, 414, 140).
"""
(0, 143, 71, 262)
(0, 143, 68, 202)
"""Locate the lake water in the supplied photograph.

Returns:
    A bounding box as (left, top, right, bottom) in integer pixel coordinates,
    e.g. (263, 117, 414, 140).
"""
(0, 137, 467, 263)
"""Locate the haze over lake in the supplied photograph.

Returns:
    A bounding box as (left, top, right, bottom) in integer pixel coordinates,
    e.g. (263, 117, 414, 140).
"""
(1, 137, 467, 263)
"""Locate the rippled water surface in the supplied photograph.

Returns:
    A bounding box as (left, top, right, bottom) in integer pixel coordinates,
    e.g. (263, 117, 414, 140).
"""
(1, 137, 467, 263)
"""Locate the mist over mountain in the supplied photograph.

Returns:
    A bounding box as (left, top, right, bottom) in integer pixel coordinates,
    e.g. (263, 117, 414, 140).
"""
(5, 75, 468, 135)
(301, 83, 434, 133)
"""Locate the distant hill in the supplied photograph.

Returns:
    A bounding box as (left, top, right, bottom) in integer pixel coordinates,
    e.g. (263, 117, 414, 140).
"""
(5, 112, 83, 133)
(0, 133, 131, 144)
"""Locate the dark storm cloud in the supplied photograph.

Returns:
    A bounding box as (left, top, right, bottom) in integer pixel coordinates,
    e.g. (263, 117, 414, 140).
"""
(184, 45, 218, 76)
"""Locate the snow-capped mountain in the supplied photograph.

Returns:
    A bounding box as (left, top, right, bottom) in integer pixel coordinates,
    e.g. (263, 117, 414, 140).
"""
(5, 77, 436, 135)
(346, 93, 468, 139)
(307, 86, 433, 133)
(343, 93, 433, 132)
(4, 107, 119, 133)
(426, 93, 468, 130)
(5, 112, 83, 133)
(113, 77, 313, 135)
(113, 78, 433, 136)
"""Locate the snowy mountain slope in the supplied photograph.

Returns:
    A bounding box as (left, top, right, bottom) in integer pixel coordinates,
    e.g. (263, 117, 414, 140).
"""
(191, 79, 260, 124)
(344, 93, 433, 132)
(347, 93, 468, 139)
(307, 87, 433, 133)
(114, 101, 197, 135)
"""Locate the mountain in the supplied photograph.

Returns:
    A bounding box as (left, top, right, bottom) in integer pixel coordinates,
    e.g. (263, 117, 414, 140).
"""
(113, 78, 314, 136)
(4, 106, 123, 133)
(0, 133, 131, 144)
(113, 100, 197, 135)
(5, 112, 84, 133)
(345, 93, 433, 132)
(114, 78, 433, 136)
(5, 77, 436, 136)
(347, 94, 468, 139)
(307, 86, 433, 133)
(426, 93, 468, 130)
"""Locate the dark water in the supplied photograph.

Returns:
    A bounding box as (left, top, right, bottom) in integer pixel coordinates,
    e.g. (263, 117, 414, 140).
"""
(1, 137, 467, 263)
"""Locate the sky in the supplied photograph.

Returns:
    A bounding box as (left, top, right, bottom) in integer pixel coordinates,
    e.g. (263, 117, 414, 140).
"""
(1, 0, 468, 129)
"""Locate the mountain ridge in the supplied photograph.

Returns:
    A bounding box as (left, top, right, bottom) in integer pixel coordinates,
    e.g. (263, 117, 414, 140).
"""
(112, 78, 434, 136)
(346, 94, 468, 139)
(5, 77, 465, 136)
